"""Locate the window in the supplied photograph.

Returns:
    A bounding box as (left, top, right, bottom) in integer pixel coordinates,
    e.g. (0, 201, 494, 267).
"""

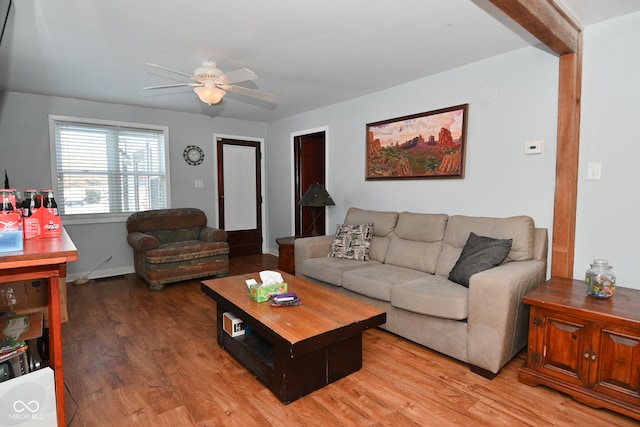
(49, 116, 170, 220)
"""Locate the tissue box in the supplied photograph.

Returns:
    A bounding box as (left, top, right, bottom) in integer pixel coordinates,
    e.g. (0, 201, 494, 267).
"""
(249, 282, 288, 303)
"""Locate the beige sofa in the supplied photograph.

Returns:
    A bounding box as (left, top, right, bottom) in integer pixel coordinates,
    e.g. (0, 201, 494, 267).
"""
(295, 207, 548, 378)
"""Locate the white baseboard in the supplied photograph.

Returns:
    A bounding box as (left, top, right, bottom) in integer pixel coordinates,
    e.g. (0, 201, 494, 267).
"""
(67, 266, 135, 283)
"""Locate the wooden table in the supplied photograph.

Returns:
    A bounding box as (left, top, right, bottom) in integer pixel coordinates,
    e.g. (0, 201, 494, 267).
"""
(0, 228, 78, 426)
(201, 271, 386, 403)
(519, 277, 640, 420)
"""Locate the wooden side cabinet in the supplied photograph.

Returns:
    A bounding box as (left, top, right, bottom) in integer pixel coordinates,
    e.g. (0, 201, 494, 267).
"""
(519, 277, 640, 420)
(276, 236, 298, 274)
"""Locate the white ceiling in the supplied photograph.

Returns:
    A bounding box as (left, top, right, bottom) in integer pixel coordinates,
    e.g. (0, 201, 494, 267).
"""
(1, 0, 639, 123)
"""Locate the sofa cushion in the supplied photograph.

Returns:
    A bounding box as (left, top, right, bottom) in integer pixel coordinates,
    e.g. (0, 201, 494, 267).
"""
(435, 215, 534, 277)
(328, 223, 373, 261)
(384, 212, 448, 273)
(342, 264, 429, 302)
(391, 275, 469, 320)
(145, 241, 229, 264)
(448, 233, 512, 287)
(302, 257, 381, 286)
(149, 228, 202, 244)
(344, 208, 398, 262)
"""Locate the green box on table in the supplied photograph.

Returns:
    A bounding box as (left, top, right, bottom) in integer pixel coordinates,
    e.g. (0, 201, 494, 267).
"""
(249, 282, 288, 303)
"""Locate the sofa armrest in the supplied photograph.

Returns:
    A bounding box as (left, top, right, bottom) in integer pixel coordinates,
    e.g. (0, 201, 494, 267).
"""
(127, 232, 160, 252)
(294, 235, 334, 277)
(199, 226, 228, 243)
(466, 259, 546, 374)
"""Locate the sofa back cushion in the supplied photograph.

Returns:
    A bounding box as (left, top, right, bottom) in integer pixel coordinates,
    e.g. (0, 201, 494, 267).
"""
(384, 212, 449, 273)
(149, 228, 202, 244)
(435, 215, 535, 277)
(344, 208, 398, 262)
(127, 208, 207, 244)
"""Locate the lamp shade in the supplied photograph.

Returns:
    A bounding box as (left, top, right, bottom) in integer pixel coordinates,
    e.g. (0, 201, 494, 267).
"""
(299, 184, 335, 207)
(194, 85, 226, 105)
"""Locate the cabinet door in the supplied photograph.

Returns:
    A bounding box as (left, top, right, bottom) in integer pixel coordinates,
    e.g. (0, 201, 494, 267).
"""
(590, 324, 640, 406)
(538, 311, 591, 387)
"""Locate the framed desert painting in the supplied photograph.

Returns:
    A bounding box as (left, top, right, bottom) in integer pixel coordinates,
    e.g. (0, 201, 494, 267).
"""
(366, 104, 468, 180)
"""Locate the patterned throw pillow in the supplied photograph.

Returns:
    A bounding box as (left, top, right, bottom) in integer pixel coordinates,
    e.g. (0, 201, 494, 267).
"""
(328, 223, 373, 261)
(448, 232, 513, 287)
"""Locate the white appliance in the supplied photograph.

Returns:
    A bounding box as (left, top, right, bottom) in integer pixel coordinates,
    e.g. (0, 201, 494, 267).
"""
(0, 367, 57, 426)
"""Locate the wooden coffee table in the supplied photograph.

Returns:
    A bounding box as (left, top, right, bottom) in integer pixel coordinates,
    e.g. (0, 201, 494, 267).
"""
(201, 271, 386, 404)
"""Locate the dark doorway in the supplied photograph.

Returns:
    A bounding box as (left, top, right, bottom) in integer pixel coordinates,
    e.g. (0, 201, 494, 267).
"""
(294, 131, 327, 236)
(217, 138, 262, 257)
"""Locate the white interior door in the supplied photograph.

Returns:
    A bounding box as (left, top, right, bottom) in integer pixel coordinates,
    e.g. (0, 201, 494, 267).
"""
(223, 144, 257, 231)
(217, 138, 262, 256)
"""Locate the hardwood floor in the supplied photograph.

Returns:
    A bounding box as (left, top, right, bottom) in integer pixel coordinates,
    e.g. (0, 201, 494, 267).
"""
(61, 255, 637, 426)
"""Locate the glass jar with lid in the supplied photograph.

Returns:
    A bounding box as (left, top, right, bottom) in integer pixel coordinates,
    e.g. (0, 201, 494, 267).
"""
(585, 259, 616, 298)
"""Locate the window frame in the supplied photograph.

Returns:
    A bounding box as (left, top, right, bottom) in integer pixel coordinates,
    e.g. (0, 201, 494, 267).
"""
(48, 115, 171, 225)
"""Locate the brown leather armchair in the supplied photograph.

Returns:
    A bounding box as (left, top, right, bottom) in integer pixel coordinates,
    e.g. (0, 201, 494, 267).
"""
(126, 208, 229, 290)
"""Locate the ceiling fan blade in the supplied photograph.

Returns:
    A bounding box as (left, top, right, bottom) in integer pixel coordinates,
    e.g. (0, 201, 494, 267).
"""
(143, 83, 200, 90)
(145, 63, 193, 79)
(219, 68, 257, 85)
(220, 84, 276, 103)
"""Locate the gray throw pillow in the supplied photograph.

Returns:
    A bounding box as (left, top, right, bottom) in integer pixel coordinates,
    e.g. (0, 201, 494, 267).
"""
(328, 223, 373, 261)
(448, 232, 513, 287)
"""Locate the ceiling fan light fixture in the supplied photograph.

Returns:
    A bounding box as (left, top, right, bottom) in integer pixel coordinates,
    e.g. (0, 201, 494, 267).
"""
(144, 61, 274, 104)
(194, 61, 223, 80)
(194, 85, 226, 105)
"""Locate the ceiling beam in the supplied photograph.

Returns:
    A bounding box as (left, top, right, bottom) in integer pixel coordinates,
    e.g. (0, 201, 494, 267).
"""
(488, 0, 581, 54)
(488, 0, 582, 279)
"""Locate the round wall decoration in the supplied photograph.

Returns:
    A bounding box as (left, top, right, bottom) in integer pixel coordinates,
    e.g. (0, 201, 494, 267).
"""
(183, 145, 204, 166)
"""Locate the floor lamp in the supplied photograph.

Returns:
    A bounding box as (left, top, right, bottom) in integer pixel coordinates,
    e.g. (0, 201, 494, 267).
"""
(299, 184, 335, 236)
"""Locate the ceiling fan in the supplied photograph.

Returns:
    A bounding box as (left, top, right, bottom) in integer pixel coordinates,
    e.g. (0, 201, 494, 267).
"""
(144, 61, 275, 105)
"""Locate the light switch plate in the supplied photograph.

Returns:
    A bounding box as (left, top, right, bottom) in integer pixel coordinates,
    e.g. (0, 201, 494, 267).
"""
(525, 141, 543, 154)
(587, 163, 601, 180)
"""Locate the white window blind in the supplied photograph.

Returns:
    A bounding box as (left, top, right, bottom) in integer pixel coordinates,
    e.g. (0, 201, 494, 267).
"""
(51, 117, 169, 218)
